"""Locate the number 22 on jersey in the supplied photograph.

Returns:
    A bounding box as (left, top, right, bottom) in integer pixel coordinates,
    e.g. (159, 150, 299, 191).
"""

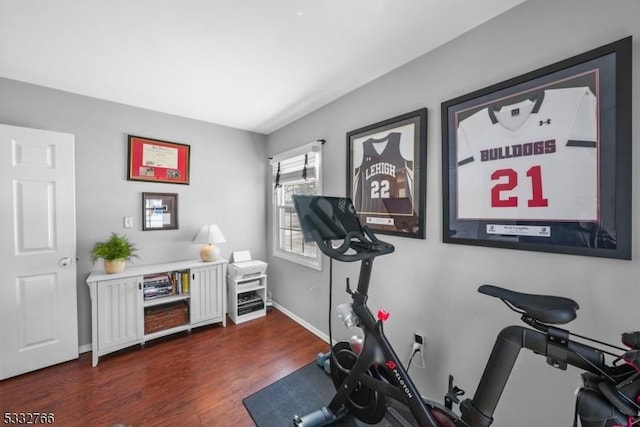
(370, 180, 390, 199)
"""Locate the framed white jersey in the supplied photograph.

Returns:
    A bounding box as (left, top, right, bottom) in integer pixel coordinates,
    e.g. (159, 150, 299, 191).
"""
(456, 87, 598, 221)
(441, 36, 632, 260)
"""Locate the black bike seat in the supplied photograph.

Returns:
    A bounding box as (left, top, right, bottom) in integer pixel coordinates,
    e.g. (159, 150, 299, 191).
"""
(622, 331, 640, 349)
(478, 285, 579, 325)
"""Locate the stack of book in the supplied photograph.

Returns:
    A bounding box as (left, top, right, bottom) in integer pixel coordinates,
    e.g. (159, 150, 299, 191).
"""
(170, 270, 190, 294)
(143, 273, 173, 300)
(143, 270, 190, 300)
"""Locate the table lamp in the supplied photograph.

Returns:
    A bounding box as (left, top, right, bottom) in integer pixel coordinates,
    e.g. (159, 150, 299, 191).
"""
(193, 224, 226, 261)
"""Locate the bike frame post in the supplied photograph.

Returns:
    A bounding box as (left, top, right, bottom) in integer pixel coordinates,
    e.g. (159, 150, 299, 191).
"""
(324, 258, 441, 427)
(461, 325, 607, 426)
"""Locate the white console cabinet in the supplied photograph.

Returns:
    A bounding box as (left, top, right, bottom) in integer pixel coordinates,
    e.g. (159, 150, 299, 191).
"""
(86, 259, 227, 366)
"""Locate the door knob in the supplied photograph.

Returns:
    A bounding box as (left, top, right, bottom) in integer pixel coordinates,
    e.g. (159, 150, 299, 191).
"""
(58, 257, 73, 267)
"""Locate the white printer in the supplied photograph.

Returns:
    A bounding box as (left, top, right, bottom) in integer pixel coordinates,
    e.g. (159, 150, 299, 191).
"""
(228, 250, 267, 280)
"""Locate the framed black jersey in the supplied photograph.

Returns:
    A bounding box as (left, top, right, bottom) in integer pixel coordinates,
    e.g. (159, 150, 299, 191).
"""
(441, 36, 632, 259)
(347, 108, 427, 239)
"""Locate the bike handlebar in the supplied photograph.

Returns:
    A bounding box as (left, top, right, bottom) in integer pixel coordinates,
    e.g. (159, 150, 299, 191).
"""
(294, 195, 395, 262)
(310, 226, 395, 262)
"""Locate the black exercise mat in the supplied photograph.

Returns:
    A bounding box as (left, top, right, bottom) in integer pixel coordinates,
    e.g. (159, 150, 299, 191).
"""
(242, 362, 408, 427)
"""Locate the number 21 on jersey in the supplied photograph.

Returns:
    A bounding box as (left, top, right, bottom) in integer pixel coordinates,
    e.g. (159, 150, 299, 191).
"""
(491, 165, 548, 208)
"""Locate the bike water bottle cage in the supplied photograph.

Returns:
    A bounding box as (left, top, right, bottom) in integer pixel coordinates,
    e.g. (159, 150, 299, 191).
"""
(292, 195, 394, 262)
(478, 285, 579, 325)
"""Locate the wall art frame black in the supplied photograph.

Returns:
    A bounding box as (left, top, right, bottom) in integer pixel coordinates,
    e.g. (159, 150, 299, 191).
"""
(347, 108, 427, 239)
(441, 36, 631, 259)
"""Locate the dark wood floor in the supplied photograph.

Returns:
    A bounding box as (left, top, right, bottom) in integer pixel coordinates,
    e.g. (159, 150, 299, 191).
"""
(0, 309, 329, 427)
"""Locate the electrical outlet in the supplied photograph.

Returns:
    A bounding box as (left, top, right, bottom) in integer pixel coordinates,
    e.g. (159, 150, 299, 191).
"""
(413, 331, 425, 351)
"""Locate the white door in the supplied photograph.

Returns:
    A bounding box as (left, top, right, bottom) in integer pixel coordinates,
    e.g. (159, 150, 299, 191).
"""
(0, 124, 78, 380)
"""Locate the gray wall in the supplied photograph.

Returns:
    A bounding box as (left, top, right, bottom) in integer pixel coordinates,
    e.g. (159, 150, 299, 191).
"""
(0, 78, 267, 349)
(266, 0, 640, 425)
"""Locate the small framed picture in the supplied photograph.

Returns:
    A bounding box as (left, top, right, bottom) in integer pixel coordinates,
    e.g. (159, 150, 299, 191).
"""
(347, 108, 427, 239)
(142, 192, 178, 231)
(128, 135, 190, 185)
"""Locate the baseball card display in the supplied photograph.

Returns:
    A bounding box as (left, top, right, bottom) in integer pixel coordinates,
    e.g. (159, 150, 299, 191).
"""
(441, 37, 631, 259)
(347, 109, 427, 239)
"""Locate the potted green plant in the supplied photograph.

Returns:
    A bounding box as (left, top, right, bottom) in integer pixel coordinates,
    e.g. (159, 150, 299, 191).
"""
(90, 233, 139, 274)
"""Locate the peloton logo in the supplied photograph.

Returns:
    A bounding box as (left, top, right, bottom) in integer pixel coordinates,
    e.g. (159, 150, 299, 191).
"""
(338, 198, 347, 212)
(338, 198, 356, 215)
(386, 360, 413, 399)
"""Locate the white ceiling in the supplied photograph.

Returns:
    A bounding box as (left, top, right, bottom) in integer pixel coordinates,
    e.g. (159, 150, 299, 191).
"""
(0, 0, 525, 134)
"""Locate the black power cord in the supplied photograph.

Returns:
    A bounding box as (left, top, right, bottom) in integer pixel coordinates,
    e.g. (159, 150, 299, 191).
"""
(328, 257, 334, 354)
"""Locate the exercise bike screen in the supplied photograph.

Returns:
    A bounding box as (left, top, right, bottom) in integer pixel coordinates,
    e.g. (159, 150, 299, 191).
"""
(292, 196, 363, 242)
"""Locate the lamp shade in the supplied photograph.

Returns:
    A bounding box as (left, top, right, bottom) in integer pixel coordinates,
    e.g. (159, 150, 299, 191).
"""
(193, 225, 226, 261)
(193, 224, 226, 244)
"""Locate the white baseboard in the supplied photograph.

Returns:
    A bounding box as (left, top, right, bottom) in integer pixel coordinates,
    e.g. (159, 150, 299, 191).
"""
(78, 343, 92, 354)
(272, 301, 330, 344)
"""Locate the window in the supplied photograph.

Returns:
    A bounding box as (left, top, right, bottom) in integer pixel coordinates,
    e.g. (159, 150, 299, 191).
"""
(271, 141, 323, 270)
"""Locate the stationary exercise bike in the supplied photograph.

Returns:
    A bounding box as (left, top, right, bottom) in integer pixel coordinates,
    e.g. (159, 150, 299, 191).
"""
(291, 195, 640, 427)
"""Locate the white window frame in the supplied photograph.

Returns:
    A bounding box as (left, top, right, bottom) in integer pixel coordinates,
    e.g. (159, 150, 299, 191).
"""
(271, 141, 323, 270)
